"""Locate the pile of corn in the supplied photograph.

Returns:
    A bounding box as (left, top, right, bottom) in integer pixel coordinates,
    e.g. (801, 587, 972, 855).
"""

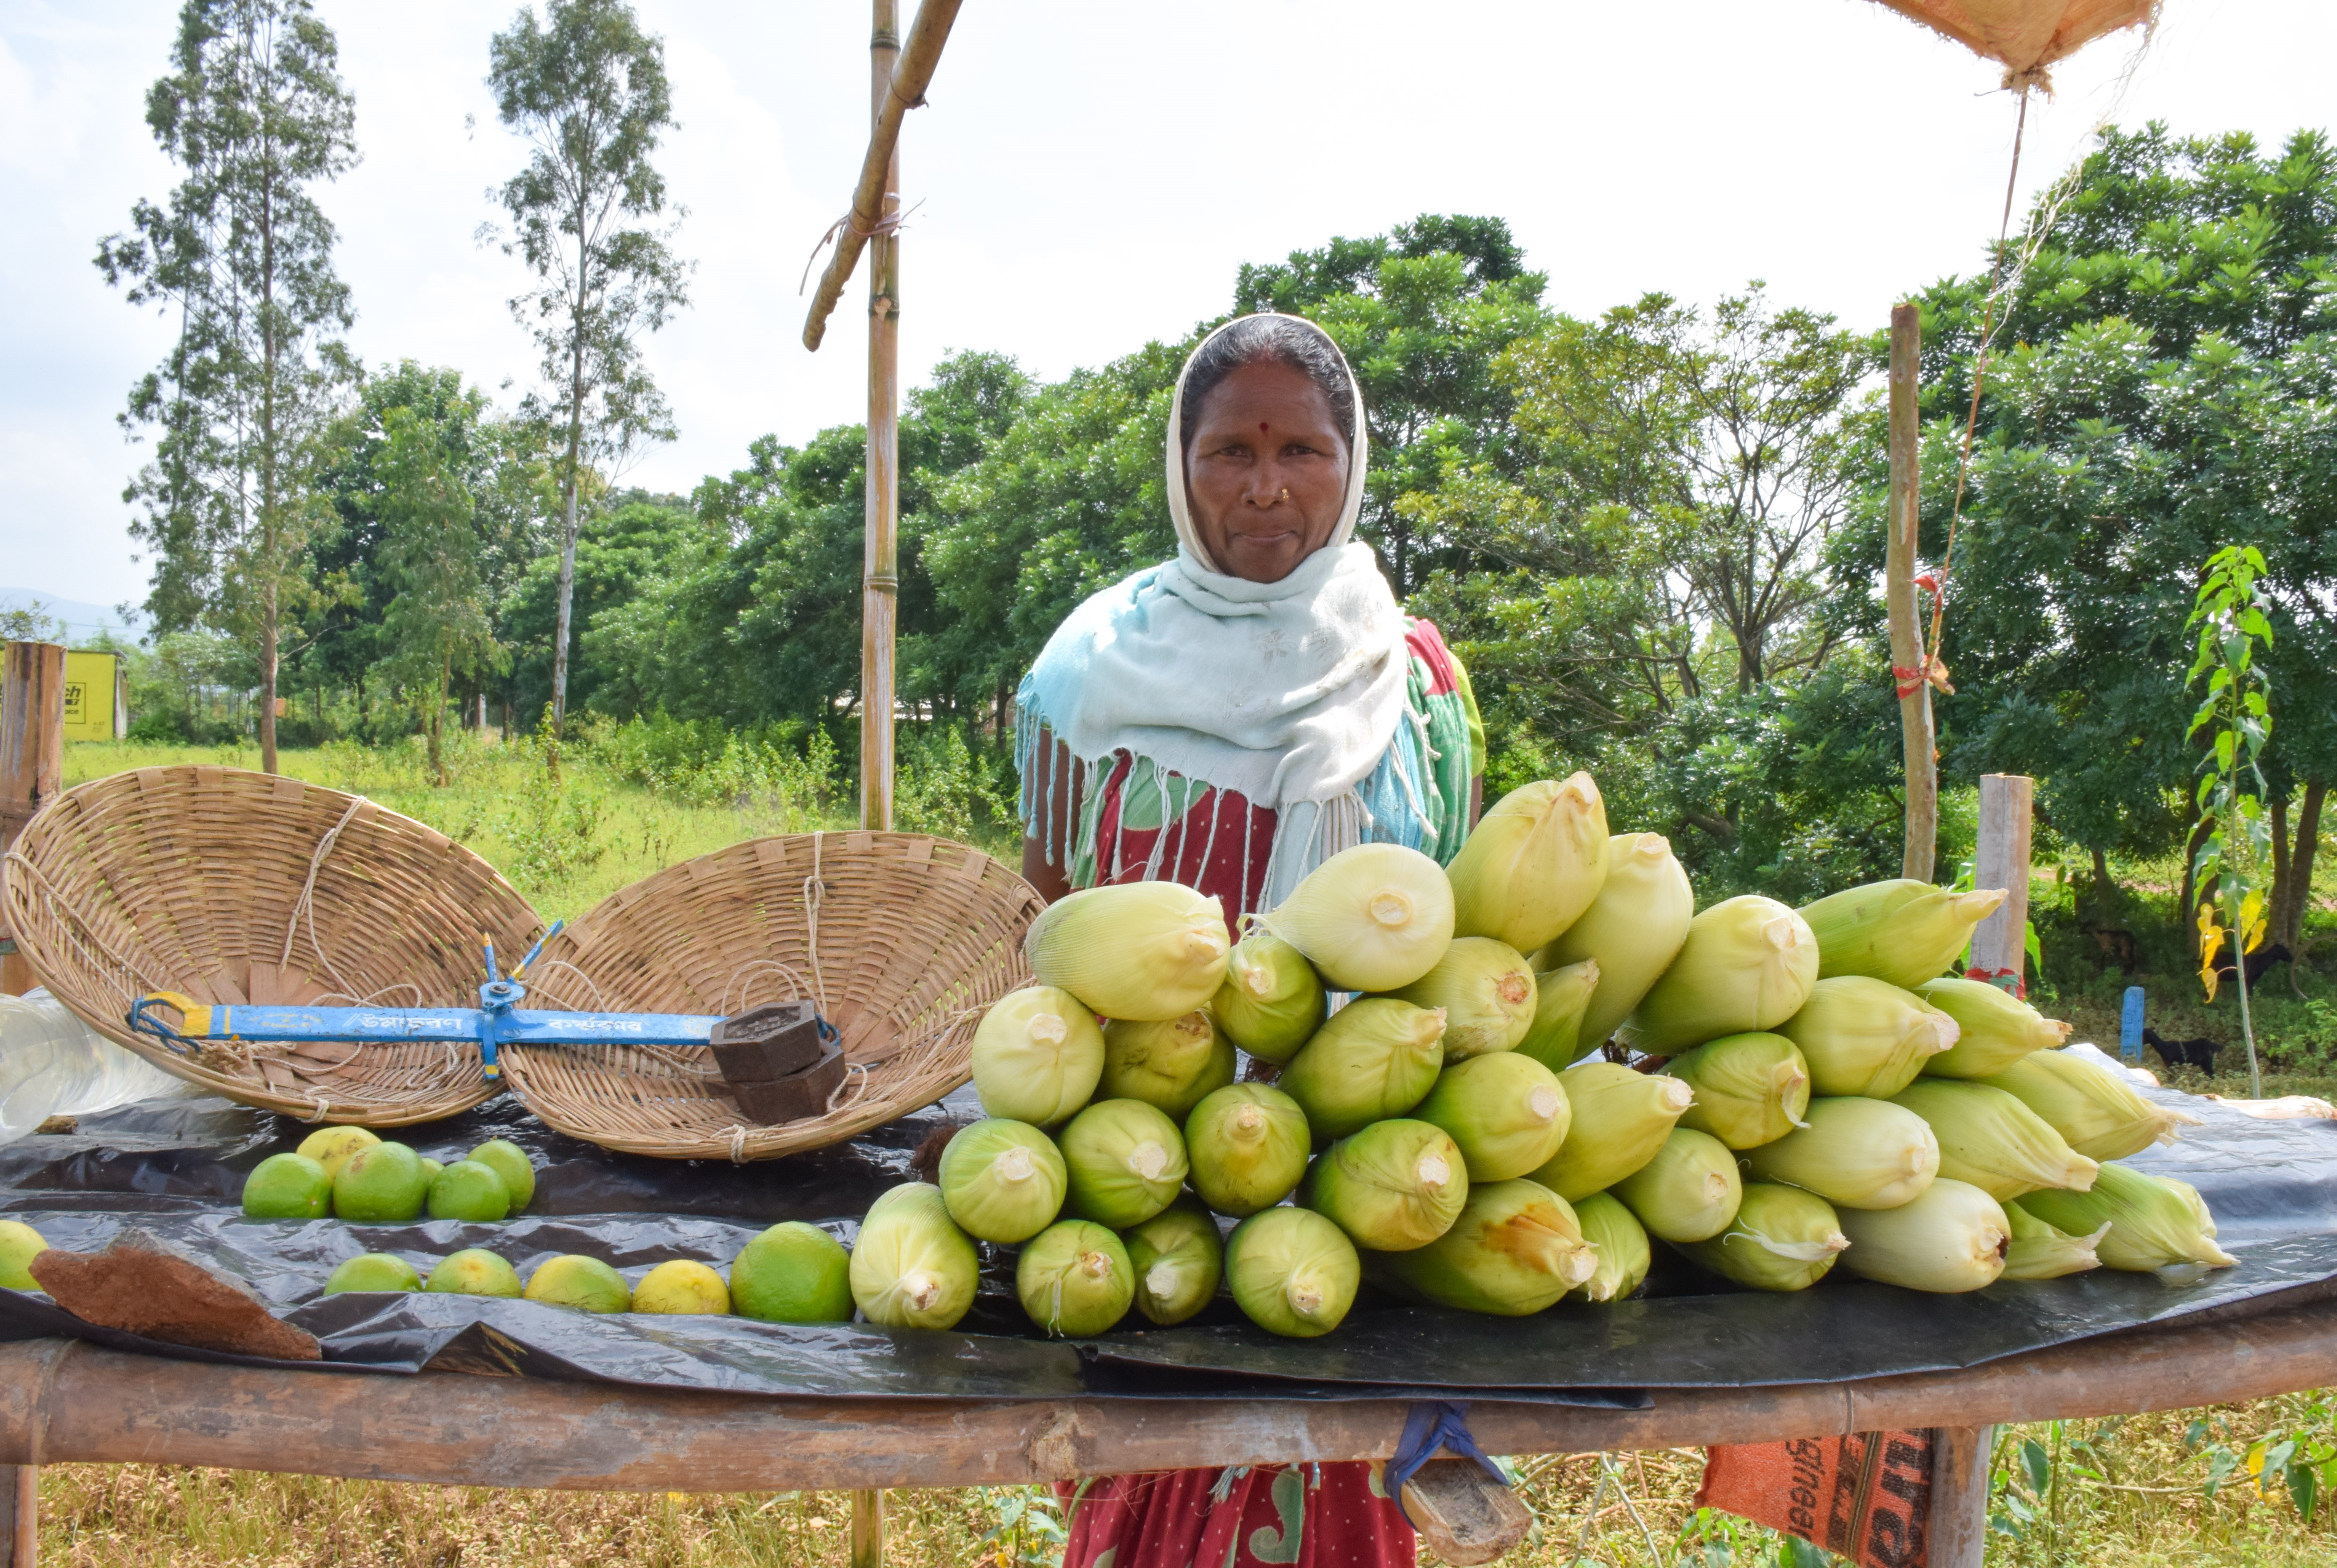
(848, 776, 2234, 1339)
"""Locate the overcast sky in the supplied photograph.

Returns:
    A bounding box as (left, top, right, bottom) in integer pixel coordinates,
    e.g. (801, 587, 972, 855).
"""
(2, 0, 2327, 617)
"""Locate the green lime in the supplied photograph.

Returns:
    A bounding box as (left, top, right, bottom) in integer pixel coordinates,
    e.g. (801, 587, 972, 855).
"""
(242, 1152, 332, 1219)
(426, 1160, 511, 1222)
(524, 1254, 631, 1314)
(295, 1126, 380, 1181)
(630, 1260, 730, 1315)
(325, 1253, 422, 1293)
(466, 1140, 536, 1213)
(419, 1157, 444, 1185)
(0, 1221, 48, 1290)
(730, 1222, 853, 1323)
(333, 1141, 429, 1223)
(425, 1248, 523, 1297)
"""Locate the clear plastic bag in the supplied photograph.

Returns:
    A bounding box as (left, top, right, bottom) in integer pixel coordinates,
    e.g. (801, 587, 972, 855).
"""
(0, 989, 194, 1144)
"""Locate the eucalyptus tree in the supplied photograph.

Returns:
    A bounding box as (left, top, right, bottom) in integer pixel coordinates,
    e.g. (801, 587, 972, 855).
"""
(95, 0, 359, 773)
(485, 0, 691, 745)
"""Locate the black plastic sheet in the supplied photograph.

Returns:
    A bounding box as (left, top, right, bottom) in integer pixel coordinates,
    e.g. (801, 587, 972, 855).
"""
(0, 1074, 2330, 1402)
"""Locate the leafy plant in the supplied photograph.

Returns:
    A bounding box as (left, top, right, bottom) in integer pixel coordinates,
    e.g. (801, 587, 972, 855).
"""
(2187, 543, 2275, 1096)
(972, 1485, 1065, 1568)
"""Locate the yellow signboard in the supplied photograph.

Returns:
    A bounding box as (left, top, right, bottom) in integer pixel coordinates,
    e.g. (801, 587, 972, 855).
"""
(63, 651, 122, 743)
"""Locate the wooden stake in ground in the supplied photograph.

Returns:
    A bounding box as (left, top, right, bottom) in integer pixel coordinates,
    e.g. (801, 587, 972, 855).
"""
(0, 641, 65, 997)
(1885, 302, 1937, 882)
(861, 0, 903, 834)
(1971, 774, 2035, 992)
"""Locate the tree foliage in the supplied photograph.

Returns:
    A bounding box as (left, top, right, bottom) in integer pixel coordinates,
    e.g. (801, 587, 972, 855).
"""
(486, 0, 689, 738)
(95, 0, 359, 772)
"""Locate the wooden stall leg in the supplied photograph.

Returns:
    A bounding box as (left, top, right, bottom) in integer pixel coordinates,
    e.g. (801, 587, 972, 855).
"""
(0, 1462, 38, 1567)
(850, 1487, 883, 1568)
(1928, 1425, 1991, 1568)
(1, 641, 67, 997)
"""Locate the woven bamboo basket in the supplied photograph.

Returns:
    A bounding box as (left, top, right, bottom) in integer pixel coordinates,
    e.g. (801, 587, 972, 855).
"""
(500, 830, 1042, 1160)
(1, 766, 543, 1126)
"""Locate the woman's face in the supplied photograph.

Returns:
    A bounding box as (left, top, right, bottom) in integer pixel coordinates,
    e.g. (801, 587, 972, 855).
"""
(1184, 359, 1350, 583)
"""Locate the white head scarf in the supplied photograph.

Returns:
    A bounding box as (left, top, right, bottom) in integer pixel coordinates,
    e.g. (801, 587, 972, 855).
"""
(1016, 315, 1413, 906)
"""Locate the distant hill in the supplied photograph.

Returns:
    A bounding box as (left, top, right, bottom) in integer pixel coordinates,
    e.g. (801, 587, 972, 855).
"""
(0, 588, 147, 645)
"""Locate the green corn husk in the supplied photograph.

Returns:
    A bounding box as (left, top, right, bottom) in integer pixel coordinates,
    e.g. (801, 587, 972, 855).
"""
(1412, 1050, 1570, 1182)
(1980, 1050, 2202, 1162)
(1624, 896, 1818, 1055)
(1610, 1127, 1743, 1243)
(1384, 937, 1538, 1060)
(1212, 931, 1328, 1064)
(1224, 1206, 1360, 1337)
(1528, 1061, 1696, 1201)
(1015, 1219, 1134, 1337)
(848, 1183, 980, 1330)
(1836, 1178, 2010, 1293)
(1566, 1191, 1652, 1302)
(1299, 1119, 1469, 1251)
(1025, 881, 1231, 1021)
(970, 986, 1106, 1126)
(1888, 1079, 2099, 1200)
(1780, 977, 1962, 1099)
(1444, 774, 1611, 953)
(2001, 1202, 2109, 1280)
(1799, 880, 2009, 991)
(1124, 1196, 1225, 1326)
(937, 1118, 1068, 1243)
(1740, 1096, 1940, 1210)
(1666, 1032, 1811, 1151)
(1262, 843, 1456, 993)
(1516, 957, 1600, 1070)
(1673, 1182, 1850, 1292)
(1099, 1010, 1237, 1119)
(1363, 1178, 1598, 1315)
(1059, 1099, 1190, 1228)
(2014, 1164, 2237, 1274)
(1278, 998, 1448, 1139)
(1537, 833, 1695, 1052)
(1184, 1083, 1312, 1216)
(1915, 978, 2074, 1079)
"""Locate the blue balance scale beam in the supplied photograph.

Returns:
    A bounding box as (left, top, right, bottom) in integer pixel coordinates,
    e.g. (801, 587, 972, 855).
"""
(126, 920, 762, 1080)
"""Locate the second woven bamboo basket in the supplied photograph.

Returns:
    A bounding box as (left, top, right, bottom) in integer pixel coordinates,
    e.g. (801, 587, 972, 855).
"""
(500, 830, 1040, 1160)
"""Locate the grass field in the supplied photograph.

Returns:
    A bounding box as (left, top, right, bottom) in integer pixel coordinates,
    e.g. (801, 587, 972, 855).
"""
(39, 739, 2337, 1566)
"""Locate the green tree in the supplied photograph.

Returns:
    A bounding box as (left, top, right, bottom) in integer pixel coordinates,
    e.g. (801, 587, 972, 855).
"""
(487, 0, 690, 744)
(95, 0, 360, 772)
(1833, 126, 2337, 939)
(377, 405, 506, 782)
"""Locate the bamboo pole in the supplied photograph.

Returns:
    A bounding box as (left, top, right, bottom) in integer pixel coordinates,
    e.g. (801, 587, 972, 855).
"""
(859, 0, 903, 834)
(1886, 302, 1937, 881)
(1, 642, 66, 998)
(801, 0, 964, 354)
(1928, 1426, 1991, 1568)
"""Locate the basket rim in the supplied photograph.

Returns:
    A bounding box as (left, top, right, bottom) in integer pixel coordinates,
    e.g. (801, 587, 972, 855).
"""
(2, 763, 541, 1126)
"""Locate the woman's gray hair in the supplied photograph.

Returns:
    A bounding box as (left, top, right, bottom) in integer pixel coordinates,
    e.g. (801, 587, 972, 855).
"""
(1178, 315, 1359, 456)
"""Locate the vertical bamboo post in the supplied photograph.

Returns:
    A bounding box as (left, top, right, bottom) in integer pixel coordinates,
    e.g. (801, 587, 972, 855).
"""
(1971, 774, 2035, 993)
(850, 1483, 884, 1568)
(1886, 302, 1937, 882)
(1, 642, 67, 998)
(859, 0, 902, 834)
(1928, 1426, 1992, 1568)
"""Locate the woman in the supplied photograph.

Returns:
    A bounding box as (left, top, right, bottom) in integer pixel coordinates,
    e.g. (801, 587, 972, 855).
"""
(1016, 314, 1485, 1568)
